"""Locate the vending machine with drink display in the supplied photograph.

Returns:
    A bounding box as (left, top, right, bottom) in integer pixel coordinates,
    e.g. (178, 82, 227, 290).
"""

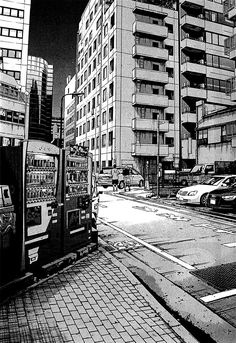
(62, 145, 93, 254)
(0, 140, 63, 274)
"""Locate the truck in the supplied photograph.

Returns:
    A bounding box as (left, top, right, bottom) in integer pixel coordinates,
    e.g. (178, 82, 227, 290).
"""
(163, 161, 236, 187)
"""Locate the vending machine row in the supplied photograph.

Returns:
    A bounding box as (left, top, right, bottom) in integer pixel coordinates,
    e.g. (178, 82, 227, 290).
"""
(0, 140, 94, 285)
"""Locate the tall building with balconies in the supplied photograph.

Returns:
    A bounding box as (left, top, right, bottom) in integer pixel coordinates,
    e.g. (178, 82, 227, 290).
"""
(26, 56, 53, 142)
(75, 0, 179, 175)
(0, 0, 31, 146)
(180, 0, 236, 166)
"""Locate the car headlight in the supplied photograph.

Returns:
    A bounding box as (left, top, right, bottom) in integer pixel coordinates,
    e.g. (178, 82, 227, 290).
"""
(187, 190, 198, 196)
(222, 195, 236, 201)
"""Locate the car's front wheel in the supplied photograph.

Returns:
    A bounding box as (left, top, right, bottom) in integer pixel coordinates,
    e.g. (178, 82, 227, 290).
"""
(200, 193, 208, 206)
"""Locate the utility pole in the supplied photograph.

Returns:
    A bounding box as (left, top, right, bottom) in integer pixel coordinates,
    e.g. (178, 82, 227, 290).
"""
(156, 113, 160, 198)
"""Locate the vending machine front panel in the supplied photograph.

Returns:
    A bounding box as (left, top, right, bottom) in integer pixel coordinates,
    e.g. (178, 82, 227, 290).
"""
(63, 145, 92, 254)
(24, 141, 62, 269)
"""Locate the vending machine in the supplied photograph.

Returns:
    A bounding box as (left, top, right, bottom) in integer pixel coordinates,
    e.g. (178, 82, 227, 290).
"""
(62, 145, 93, 254)
(0, 140, 63, 274)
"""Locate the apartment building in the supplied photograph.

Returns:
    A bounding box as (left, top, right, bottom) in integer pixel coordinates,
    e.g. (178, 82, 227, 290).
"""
(75, 0, 179, 175)
(64, 74, 76, 147)
(26, 56, 53, 142)
(180, 0, 236, 166)
(0, 0, 31, 146)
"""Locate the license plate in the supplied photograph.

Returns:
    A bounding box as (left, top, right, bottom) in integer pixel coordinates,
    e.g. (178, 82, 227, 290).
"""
(210, 199, 216, 205)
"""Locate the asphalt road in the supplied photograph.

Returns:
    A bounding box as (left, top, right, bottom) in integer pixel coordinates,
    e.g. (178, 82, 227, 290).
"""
(97, 190, 236, 343)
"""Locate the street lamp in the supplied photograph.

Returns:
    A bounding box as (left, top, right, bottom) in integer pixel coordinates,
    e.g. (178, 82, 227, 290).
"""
(60, 92, 84, 148)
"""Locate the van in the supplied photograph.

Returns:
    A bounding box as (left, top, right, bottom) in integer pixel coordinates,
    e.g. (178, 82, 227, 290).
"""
(98, 166, 144, 189)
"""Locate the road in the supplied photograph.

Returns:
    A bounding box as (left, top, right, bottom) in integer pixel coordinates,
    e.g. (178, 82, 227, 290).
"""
(97, 189, 236, 343)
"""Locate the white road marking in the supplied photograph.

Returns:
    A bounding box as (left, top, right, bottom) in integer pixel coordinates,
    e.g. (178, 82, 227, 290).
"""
(99, 218, 195, 271)
(223, 242, 236, 247)
(217, 230, 234, 235)
(201, 289, 236, 303)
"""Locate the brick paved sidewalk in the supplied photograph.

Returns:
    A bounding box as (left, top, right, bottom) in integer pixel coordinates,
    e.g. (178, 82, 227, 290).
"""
(0, 249, 199, 343)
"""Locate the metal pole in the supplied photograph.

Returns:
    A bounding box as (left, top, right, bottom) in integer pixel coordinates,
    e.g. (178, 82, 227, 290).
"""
(156, 113, 160, 197)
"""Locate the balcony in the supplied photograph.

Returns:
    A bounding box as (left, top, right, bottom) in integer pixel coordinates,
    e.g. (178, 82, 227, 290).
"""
(181, 83, 207, 100)
(181, 14, 204, 32)
(133, 21, 168, 39)
(132, 44, 168, 61)
(132, 118, 169, 132)
(224, 34, 236, 60)
(180, 0, 204, 10)
(182, 138, 196, 160)
(223, 0, 236, 21)
(132, 93, 169, 108)
(132, 143, 169, 157)
(181, 35, 205, 53)
(181, 111, 196, 125)
(181, 60, 206, 76)
(132, 68, 168, 84)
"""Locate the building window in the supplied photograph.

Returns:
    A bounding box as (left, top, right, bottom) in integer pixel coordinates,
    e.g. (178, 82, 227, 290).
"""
(97, 115, 100, 128)
(89, 46, 92, 57)
(93, 39, 97, 52)
(102, 111, 106, 125)
(198, 129, 208, 145)
(87, 121, 90, 132)
(109, 107, 113, 121)
(102, 134, 106, 147)
(97, 93, 100, 106)
(96, 16, 101, 29)
(103, 88, 107, 102)
(108, 131, 113, 146)
(92, 77, 96, 90)
(110, 58, 114, 73)
(92, 97, 96, 109)
(97, 52, 101, 65)
(86, 19, 89, 29)
(110, 13, 115, 28)
(104, 23, 108, 37)
(110, 35, 114, 51)
(97, 72, 101, 85)
(91, 137, 95, 149)
(83, 123, 86, 134)
(93, 58, 96, 70)
(0, 6, 24, 18)
(0, 27, 23, 38)
(103, 44, 108, 58)
(1, 48, 22, 59)
(109, 82, 114, 97)
(90, 11, 93, 22)
(91, 118, 95, 130)
(103, 66, 107, 80)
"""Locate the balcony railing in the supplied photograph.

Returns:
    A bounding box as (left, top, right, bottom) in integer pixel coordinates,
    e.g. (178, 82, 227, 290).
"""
(181, 32, 204, 42)
(224, 34, 236, 55)
(223, 0, 236, 14)
(182, 81, 205, 89)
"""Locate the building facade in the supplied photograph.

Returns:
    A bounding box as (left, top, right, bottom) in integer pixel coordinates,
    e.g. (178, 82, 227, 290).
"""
(69, 0, 236, 174)
(0, 0, 31, 92)
(27, 56, 53, 142)
(180, 0, 236, 166)
(0, 0, 31, 146)
(0, 71, 25, 145)
(64, 75, 76, 148)
(74, 0, 179, 175)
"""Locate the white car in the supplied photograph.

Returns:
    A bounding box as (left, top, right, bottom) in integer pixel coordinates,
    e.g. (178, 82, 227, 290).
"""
(176, 175, 236, 206)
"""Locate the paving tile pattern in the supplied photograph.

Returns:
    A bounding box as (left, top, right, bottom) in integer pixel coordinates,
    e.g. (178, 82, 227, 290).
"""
(0, 251, 185, 342)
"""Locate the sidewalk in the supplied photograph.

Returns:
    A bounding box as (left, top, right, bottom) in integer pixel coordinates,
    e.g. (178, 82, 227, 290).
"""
(0, 248, 199, 343)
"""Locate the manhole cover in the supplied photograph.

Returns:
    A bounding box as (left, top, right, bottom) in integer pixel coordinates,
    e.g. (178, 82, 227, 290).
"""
(191, 262, 236, 291)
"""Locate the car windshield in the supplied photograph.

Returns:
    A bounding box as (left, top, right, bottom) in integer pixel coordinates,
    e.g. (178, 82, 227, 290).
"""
(202, 176, 225, 185)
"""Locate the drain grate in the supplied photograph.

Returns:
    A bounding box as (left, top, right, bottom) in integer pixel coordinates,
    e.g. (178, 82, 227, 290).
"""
(191, 262, 236, 291)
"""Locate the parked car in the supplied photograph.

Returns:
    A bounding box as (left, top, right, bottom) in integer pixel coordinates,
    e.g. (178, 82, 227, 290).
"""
(176, 175, 236, 206)
(207, 182, 236, 212)
(98, 166, 144, 189)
